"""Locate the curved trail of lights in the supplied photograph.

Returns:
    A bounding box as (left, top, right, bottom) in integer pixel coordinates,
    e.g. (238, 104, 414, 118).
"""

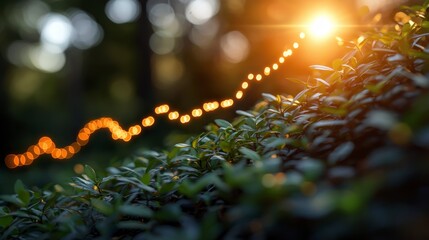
(5, 32, 306, 169)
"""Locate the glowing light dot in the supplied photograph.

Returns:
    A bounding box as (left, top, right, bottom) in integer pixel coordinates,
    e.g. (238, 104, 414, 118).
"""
(5, 155, 17, 168)
(78, 132, 89, 141)
(221, 99, 234, 108)
(88, 122, 97, 131)
(142, 116, 155, 127)
(129, 125, 142, 135)
(123, 133, 132, 142)
(61, 149, 68, 159)
(279, 57, 285, 63)
(300, 32, 306, 39)
(203, 101, 219, 112)
(168, 111, 179, 120)
(155, 104, 170, 114)
(74, 163, 84, 174)
(13, 155, 20, 166)
(192, 109, 203, 117)
(256, 74, 262, 81)
(19, 155, 26, 165)
(293, 42, 299, 49)
(242, 82, 249, 89)
(52, 149, 61, 159)
(35, 146, 42, 155)
(236, 90, 243, 99)
(66, 145, 75, 154)
(247, 73, 254, 80)
(284, 49, 293, 57)
(180, 114, 191, 124)
(25, 152, 34, 161)
(264, 67, 271, 76)
(273, 63, 279, 70)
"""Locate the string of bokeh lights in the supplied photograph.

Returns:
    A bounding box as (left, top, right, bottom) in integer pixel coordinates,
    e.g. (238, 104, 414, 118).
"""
(5, 9, 353, 170)
(4, 32, 306, 169)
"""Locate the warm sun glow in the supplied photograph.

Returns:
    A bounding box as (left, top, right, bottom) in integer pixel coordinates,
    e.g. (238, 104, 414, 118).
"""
(309, 15, 335, 38)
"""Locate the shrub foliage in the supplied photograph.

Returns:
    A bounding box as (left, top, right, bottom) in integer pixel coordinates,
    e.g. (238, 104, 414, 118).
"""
(2, 2, 429, 239)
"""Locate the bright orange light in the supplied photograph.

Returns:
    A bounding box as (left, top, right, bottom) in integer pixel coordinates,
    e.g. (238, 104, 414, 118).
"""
(192, 108, 203, 117)
(180, 115, 191, 124)
(142, 116, 155, 127)
(309, 15, 335, 38)
(168, 111, 179, 120)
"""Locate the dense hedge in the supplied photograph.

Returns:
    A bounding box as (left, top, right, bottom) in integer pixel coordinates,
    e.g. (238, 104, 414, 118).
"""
(2, 2, 429, 240)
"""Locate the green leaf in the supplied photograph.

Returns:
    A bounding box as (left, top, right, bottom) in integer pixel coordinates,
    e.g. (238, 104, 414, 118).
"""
(116, 177, 156, 192)
(84, 165, 97, 181)
(174, 143, 190, 148)
(296, 158, 325, 180)
(309, 65, 334, 71)
(314, 78, 330, 87)
(90, 198, 114, 216)
(239, 147, 261, 162)
(0, 207, 13, 228)
(262, 137, 289, 149)
(236, 110, 255, 118)
(117, 221, 148, 230)
(0, 215, 13, 228)
(262, 93, 277, 102)
(141, 172, 151, 185)
(214, 119, 232, 128)
(0, 195, 24, 207)
(179, 173, 229, 198)
(119, 205, 153, 217)
(14, 180, 30, 206)
(159, 182, 177, 194)
(328, 142, 355, 164)
(311, 120, 346, 129)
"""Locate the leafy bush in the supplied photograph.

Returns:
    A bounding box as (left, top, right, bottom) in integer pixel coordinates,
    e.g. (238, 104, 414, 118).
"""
(2, 2, 429, 239)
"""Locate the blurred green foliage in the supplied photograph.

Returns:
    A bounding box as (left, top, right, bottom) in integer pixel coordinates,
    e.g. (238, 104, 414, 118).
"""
(1, 1, 429, 239)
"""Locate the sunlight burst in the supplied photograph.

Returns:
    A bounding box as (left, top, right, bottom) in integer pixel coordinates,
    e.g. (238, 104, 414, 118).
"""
(309, 15, 335, 38)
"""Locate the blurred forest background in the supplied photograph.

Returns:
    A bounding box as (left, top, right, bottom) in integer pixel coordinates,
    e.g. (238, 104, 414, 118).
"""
(0, 0, 410, 193)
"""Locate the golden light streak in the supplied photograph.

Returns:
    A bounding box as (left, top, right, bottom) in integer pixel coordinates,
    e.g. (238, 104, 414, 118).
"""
(6, 31, 306, 168)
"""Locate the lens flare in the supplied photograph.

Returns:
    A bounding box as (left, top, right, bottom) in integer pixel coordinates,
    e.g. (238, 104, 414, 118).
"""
(309, 15, 335, 38)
